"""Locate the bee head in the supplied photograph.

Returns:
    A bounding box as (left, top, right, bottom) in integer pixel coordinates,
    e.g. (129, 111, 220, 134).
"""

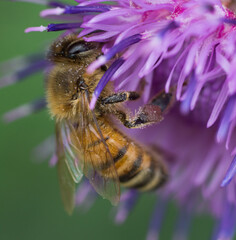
(47, 34, 102, 66)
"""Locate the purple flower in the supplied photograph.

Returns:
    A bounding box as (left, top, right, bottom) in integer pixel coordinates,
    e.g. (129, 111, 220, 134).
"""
(2, 0, 236, 239)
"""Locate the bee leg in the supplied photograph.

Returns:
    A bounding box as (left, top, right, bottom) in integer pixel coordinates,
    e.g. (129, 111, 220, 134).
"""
(115, 90, 175, 128)
(149, 89, 175, 115)
(101, 91, 140, 104)
(115, 105, 163, 128)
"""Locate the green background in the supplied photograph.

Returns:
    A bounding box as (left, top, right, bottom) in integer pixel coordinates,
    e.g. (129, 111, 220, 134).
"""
(0, 1, 214, 239)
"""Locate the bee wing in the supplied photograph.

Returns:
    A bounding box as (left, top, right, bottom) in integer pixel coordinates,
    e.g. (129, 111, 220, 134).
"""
(57, 122, 83, 183)
(55, 123, 83, 214)
(57, 152, 76, 215)
(65, 91, 120, 205)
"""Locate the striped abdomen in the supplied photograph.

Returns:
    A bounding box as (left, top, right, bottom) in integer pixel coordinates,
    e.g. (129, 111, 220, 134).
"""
(87, 120, 168, 191)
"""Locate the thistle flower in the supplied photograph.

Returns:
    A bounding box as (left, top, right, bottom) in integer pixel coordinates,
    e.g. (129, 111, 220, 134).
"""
(2, 0, 236, 239)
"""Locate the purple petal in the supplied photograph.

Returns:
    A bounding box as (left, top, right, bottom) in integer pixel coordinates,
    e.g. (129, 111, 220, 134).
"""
(89, 58, 124, 109)
(40, 7, 64, 17)
(146, 198, 167, 240)
(114, 190, 138, 224)
(194, 147, 219, 186)
(203, 153, 228, 197)
(221, 155, 236, 187)
(11, 0, 48, 4)
(13, 0, 66, 7)
(25, 26, 47, 33)
(26, 23, 82, 33)
(143, 71, 153, 103)
(49, 153, 58, 167)
(217, 95, 236, 143)
(183, 43, 199, 76)
(0, 54, 44, 74)
(48, 1, 66, 8)
(226, 119, 236, 150)
(207, 82, 229, 128)
(87, 8, 131, 24)
(32, 135, 55, 163)
(158, 21, 179, 38)
(3, 98, 46, 123)
(173, 208, 192, 240)
(222, 18, 236, 25)
(214, 199, 236, 240)
(0, 59, 48, 88)
(78, 0, 113, 6)
(180, 72, 197, 114)
(103, 34, 142, 61)
(83, 31, 118, 42)
(165, 45, 191, 92)
(88, 34, 141, 73)
(47, 22, 82, 31)
(216, 51, 230, 74)
(87, 55, 107, 74)
(75, 181, 97, 210)
(64, 5, 112, 14)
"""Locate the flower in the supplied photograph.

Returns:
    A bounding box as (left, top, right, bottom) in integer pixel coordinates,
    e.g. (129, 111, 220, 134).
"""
(2, 0, 236, 239)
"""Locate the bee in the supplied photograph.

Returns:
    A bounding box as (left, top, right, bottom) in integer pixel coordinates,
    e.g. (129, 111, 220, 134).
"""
(46, 34, 173, 213)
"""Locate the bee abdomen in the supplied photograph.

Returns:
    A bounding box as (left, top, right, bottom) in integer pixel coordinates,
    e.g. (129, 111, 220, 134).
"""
(119, 151, 143, 182)
(118, 150, 168, 191)
(99, 122, 168, 191)
(132, 161, 168, 191)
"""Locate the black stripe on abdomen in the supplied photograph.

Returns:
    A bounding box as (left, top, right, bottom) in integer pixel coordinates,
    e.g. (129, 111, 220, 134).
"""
(131, 161, 155, 189)
(119, 152, 143, 183)
(113, 146, 128, 163)
(132, 161, 168, 191)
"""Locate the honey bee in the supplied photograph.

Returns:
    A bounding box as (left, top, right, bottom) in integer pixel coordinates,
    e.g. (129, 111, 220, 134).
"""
(46, 34, 173, 213)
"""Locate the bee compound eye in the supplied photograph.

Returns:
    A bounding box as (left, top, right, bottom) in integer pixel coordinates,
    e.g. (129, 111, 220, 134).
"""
(67, 41, 95, 57)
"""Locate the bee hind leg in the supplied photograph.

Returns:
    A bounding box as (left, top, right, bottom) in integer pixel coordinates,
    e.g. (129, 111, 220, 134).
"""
(115, 105, 163, 128)
(114, 90, 175, 128)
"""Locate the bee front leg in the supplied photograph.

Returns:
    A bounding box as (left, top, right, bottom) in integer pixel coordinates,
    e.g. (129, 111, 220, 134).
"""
(115, 90, 175, 129)
(101, 91, 140, 104)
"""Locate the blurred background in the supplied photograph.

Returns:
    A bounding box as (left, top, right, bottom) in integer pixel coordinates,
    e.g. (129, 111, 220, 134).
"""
(0, 1, 214, 239)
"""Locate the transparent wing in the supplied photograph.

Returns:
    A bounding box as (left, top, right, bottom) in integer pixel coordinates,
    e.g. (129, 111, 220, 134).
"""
(57, 153, 76, 215)
(58, 122, 83, 183)
(64, 91, 120, 205)
(56, 124, 81, 214)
